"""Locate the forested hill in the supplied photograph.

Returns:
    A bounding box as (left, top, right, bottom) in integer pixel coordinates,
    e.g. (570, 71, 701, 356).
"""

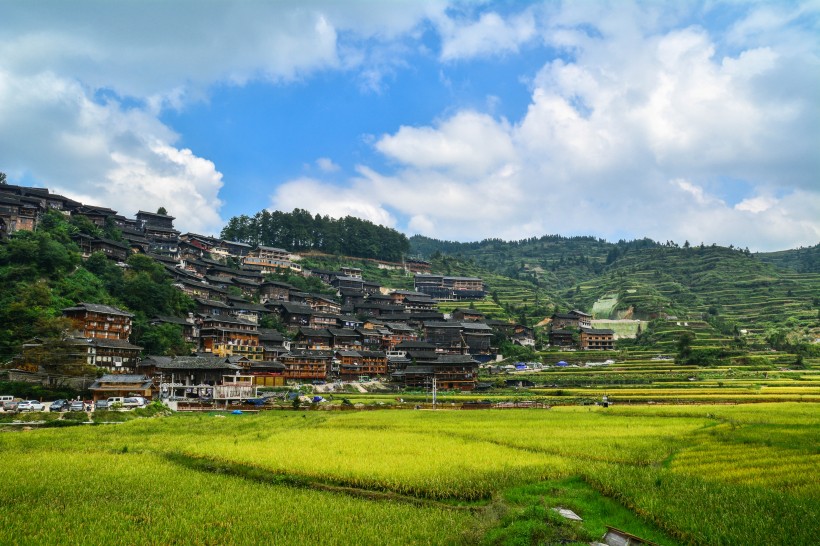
(756, 244, 820, 274)
(411, 235, 820, 339)
(409, 234, 658, 291)
(221, 208, 409, 262)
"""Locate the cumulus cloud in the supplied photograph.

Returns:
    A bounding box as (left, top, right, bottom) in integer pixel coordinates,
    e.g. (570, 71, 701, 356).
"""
(271, 1, 820, 250)
(272, 177, 397, 228)
(0, 70, 224, 234)
(1, 1, 817, 250)
(439, 9, 537, 60)
(316, 157, 341, 173)
(0, 2, 443, 235)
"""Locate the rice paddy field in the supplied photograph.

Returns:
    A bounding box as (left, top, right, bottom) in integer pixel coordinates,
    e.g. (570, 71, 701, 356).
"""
(1, 403, 818, 545)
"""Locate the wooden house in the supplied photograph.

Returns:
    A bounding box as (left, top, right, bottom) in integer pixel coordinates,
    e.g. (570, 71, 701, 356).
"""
(293, 327, 333, 350)
(549, 329, 576, 348)
(414, 274, 485, 301)
(198, 315, 262, 361)
(305, 294, 342, 314)
(89, 374, 154, 401)
(461, 322, 493, 354)
(73, 234, 130, 261)
(91, 338, 143, 373)
(194, 297, 233, 317)
(280, 350, 333, 381)
(270, 301, 314, 329)
(579, 327, 615, 350)
(401, 355, 479, 391)
(260, 280, 294, 302)
(63, 303, 134, 341)
(329, 328, 362, 350)
(150, 315, 199, 344)
(452, 308, 486, 322)
(336, 350, 387, 380)
(423, 321, 466, 352)
(569, 310, 593, 328)
(136, 210, 175, 230)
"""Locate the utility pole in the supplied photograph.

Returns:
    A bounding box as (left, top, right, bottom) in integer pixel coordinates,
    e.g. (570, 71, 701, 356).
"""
(432, 376, 437, 409)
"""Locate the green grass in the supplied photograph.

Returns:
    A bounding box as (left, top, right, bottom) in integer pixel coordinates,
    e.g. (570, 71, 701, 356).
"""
(1, 403, 817, 545)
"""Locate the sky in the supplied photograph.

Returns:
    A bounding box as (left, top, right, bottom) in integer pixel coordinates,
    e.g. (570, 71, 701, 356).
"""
(0, 1, 818, 252)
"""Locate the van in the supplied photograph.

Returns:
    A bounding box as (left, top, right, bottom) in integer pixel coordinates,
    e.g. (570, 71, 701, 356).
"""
(123, 397, 147, 408)
(0, 396, 14, 404)
(107, 397, 125, 406)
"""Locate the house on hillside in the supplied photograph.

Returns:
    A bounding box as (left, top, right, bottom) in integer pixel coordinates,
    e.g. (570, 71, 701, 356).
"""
(198, 315, 262, 361)
(452, 308, 486, 322)
(548, 329, 576, 348)
(293, 327, 333, 351)
(150, 315, 199, 344)
(260, 280, 295, 303)
(280, 350, 334, 381)
(423, 321, 468, 354)
(63, 303, 134, 341)
(414, 274, 485, 301)
(579, 327, 615, 350)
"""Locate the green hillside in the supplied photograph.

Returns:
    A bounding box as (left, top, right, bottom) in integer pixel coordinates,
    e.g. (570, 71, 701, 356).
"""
(410, 234, 658, 291)
(757, 243, 820, 273)
(572, 245, 820, 344)
(411, 235, 820, 349)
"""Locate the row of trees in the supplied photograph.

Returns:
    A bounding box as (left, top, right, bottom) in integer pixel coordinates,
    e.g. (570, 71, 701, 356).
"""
(220, 208, 410, 262)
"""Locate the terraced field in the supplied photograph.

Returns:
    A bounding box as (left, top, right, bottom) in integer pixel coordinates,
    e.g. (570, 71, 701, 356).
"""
(574, 247, 820, 342)
(1, 404, 817, 545)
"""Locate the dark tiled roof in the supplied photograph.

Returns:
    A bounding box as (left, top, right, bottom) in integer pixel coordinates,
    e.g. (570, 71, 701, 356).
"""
(154, 355, 243, 370)
(91, 338, 143, 350)
(63, 303, 133, 318)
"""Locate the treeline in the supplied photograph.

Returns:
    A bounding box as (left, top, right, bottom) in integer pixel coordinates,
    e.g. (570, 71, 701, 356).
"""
(221, 209, 410, 262)
(409, 233, 621, 258)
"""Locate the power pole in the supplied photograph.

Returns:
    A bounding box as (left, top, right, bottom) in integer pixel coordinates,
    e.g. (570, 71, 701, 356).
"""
(432, 376, 437, 409)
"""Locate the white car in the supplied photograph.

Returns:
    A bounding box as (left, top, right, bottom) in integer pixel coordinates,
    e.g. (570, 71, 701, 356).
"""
(17, 400, 45, 412)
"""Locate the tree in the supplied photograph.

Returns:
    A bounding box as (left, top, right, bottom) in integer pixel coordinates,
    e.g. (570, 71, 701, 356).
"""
(0, 172, 6, 185)
(136, 323, 190, 356)
(675, 331, 695, 364)
(157, 207, 168, 215)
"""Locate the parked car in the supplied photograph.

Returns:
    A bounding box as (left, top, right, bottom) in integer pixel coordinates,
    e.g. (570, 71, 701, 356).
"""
(123, 397, 147, 409)
(49, 399, 70, 412)
(3, 399, 19, 412)
(94, 399, 110, 411)
(69, 400, 86, 412)
(17, 400, 45, 412)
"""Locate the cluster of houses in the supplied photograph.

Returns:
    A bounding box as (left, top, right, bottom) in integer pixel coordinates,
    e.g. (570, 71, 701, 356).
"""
(547, 310, 615, 351)
(4, 183, 614, 401)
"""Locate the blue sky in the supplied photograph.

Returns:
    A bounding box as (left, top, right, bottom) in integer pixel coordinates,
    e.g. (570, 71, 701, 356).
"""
(0, 1, 818, 251)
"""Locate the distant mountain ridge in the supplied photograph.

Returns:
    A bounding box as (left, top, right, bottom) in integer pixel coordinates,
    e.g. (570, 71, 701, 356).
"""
(410, 235, 820, 341)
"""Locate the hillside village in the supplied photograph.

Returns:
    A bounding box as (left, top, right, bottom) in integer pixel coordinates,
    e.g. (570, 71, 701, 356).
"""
(0, 183, 627, 403)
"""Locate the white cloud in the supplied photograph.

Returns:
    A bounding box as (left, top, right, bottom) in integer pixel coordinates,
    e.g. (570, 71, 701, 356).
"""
(272, 178, 397, 228)
(376, 111, 516, 177)
(0, 2, 444, 235)
(270, 1, 820, 251)
(0, 70, 224, 235)
(1, 1, 817, 251)
(316, 157, 341, 173)
(439, 10, 537, 60)
(735, 195, 777, 214)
